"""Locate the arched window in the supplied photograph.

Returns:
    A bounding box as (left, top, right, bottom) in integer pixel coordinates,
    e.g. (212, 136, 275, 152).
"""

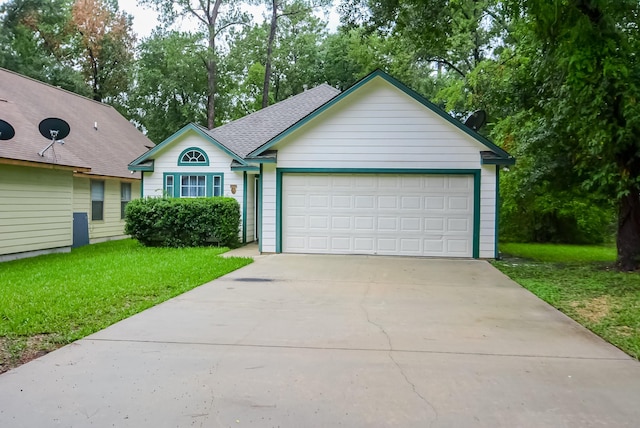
(178, 148, 209, 165)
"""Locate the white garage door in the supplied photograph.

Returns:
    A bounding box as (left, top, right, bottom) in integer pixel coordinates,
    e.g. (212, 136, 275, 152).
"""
(282, 174, 474, 257)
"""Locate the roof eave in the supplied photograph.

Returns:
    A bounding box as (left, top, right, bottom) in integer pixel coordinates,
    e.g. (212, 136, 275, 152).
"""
(129, 123, 249, 167)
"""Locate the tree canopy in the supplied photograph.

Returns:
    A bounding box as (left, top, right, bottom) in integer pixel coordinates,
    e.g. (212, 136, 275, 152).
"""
(1, 0, 638, 269)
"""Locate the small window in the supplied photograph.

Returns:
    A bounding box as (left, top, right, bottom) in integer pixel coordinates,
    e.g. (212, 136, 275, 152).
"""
(181, 175, 206, 197)
(121, 183, 131, 219)
(213, 175, 222, 196)
(91, 180, 105, 221)
(165, 175, 174, 197)
(179, 148, 208, 165)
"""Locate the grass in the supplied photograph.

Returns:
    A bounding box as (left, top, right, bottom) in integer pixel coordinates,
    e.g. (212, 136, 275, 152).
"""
(499, 242, 616, 263)
(494, 243, 639, 359)
(0, 239, 252, 372)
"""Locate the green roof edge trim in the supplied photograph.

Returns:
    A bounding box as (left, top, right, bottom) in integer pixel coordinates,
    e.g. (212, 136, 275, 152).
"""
(128, 123, 249, 168)
(247, 69, 514, 162)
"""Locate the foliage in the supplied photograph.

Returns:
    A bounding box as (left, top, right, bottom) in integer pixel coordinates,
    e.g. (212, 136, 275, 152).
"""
(69, 0, 136, 102)
(0, 239, 252, 372)
(125, 197, 241, 248)
(140, 0, 252, 128)
(127, 30, 208, 143)
(0, 0, 90, 95)
(503, 0, 640, 270)
(493, 253, 639, 359)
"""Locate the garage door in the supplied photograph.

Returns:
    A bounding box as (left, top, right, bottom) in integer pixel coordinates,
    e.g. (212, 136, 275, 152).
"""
(282, 174, 474, 257)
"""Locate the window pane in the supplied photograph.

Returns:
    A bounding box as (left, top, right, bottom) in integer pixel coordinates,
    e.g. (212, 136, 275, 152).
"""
(91, 180, 104, 200)
(213, 176, 221, 196)
(181, 150, 206, 164)
(92, 201, 103, 221)
(91, 180, 104, 221)
(165, 176, 174, 197)
(121, 183, 131, 201)
(181, 175, 206, 197)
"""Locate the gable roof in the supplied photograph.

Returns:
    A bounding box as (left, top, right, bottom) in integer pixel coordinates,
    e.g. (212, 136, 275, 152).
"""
(247, 70, 514, 164)
(203, 84, 341, 158)
(0, 68, 152, 178)
(129, 84, 341, 169)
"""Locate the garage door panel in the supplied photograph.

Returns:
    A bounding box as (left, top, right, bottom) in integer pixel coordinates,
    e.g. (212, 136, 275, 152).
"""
(332, 195, 351, 208)
(354, 237, 374, 251)
(282, 174, 473, 257)
(378, 217, 398, 231)
(309, 216, 328, 229)
(378, 195, 398, 209)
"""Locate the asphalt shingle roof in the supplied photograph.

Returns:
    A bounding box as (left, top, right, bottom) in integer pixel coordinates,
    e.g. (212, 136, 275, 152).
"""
(201, 84, 341, 158)
(0, 68, 151, 178)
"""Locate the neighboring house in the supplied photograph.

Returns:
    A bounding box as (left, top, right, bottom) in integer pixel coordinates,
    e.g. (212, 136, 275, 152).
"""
(129, 70, 515, 258)
(0, 68, 151, 261)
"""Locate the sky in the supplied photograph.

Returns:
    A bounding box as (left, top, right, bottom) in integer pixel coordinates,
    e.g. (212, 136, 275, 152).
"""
(0, 0, 340, 40)
(115, 0, 339, 39)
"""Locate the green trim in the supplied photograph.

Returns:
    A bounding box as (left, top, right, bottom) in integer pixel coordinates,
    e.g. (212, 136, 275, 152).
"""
(128, 160, 154, 172)
(162, 172, 224, 197)
(247, 70, 514, 164)
(275, 168, 481, 259)
(129, 123, 248, 167)
(231, 165, 260, 172)
(481, 156, 516, 166)
(140, 174, 144, 198)
(242, 172, 247, 244)
(473, 173, 481, 259)
(495, 166, 500, 260)
(177, 147, 209, 166)
(275, 171, 283, 253)
(258, 165, 263, 253)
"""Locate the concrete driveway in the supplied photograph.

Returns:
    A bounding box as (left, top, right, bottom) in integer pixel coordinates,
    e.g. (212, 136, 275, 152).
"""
(1, 254, 639, 427)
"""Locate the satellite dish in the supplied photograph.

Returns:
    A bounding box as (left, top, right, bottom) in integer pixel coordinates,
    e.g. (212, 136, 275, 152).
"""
(37, 117, 71, 157)
(39, 117, 70, 141)
(464, 110, 487, 131)
(0, 119, 15, 140)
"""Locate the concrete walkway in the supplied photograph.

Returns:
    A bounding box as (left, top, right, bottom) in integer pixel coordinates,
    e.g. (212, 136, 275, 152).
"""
(1, 254, 639, 427)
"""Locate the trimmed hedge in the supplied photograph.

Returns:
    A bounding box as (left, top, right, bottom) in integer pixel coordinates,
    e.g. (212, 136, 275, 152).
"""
(125, 197, 241, 248)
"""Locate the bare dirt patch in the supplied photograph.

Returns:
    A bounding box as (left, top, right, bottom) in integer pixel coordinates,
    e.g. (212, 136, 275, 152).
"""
(0, 335, 62, 375)
(569, 296, 612, 324)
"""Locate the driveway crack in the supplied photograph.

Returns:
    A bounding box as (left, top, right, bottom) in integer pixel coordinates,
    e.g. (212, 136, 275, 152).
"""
(360, 284, 439, 427)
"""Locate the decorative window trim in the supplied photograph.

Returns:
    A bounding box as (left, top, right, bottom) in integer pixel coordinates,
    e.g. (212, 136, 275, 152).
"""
(177, 147, 209, 166)
(163, 172, 224, 198)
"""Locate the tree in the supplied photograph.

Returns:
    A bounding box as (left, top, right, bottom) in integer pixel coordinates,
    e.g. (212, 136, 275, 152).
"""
(70, 0, 136, 102)
(508, 0, 640, 270)
(0, 0, 89, 95)
(127, 30, 208, 143)
(141, 0, 251, 128)
(341, 0, 511, 78)
(261, 0, 330, 108)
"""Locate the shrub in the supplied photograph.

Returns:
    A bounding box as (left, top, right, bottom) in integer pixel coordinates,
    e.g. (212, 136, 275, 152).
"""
(125, 197, 241, 248)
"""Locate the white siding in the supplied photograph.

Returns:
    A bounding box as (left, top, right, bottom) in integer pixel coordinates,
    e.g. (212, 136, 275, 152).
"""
(0, 165, 73, 255)
(261, 164, 277, 252)
(142, 132, 246, 239)
(268, 77, 498, 258)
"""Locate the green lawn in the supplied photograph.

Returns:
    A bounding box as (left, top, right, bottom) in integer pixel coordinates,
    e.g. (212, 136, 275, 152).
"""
(494, 243, 639, 359)
(500, 242, 616, 263)
(0, 240, 252, 372)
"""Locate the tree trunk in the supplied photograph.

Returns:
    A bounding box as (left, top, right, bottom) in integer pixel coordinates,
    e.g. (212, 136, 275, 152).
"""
(617, 186, 640, 271)
(262, 0, 278, 109)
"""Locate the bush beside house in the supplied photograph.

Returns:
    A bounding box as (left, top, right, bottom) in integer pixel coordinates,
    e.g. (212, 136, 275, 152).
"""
(125, 197, 241, 248)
